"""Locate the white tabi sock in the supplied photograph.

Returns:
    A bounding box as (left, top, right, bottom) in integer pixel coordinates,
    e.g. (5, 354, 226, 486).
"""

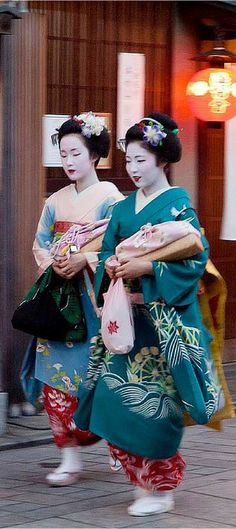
(55, 446, 82, 474)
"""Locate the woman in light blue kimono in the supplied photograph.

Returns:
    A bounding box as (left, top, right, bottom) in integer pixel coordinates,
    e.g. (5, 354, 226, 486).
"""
(74, 112, 223, 516)
(32, 113, 123, 486)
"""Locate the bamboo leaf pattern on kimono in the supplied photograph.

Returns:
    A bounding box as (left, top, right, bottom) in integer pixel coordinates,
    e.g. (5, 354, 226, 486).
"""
(183, 259, 202, 269)
(155, 261, 168, 277)
(164, 330, 190, 368)
(147, 300, 224, 423)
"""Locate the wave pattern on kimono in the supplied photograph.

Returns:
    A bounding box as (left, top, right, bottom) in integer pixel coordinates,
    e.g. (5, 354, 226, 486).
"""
(75, 187, 224, 458)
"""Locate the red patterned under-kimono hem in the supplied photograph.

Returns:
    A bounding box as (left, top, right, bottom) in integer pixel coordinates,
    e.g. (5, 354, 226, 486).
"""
(43, 383, 185, 491)
(43, 384, 100, 448)
(108, 443, 186, 492)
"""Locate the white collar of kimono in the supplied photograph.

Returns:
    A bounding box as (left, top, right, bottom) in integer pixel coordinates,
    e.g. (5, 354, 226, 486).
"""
(135, 186, 179, 214)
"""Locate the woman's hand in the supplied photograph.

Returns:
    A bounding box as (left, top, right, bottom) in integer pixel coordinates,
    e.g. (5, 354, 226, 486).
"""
(105, 255, 120, 279)
(115, 258, 153, 280)
(52, 253, 87, 279)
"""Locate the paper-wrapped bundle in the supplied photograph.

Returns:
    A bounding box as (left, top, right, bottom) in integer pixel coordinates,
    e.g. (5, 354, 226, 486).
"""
(116, 221, 204, 263)
(82, 231, 204, 260)
(138, 232, 203, 262)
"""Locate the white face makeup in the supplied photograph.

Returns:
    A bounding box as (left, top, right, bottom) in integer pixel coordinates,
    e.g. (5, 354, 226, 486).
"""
(125, 141, 161, 193)
(60, 133, 95, 183)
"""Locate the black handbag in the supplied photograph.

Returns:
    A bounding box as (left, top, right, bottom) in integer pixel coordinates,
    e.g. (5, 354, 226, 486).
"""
(12, 266, 86, 342)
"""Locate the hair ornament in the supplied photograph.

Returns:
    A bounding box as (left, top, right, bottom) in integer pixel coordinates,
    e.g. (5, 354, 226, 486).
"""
(172, 128, 179, 136)
(138, 117, 167, 147)
(72, 112, 106, 138)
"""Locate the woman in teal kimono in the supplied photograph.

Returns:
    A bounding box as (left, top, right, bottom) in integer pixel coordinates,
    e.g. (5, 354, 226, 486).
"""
(74, 112, 223, 516)
(31, 113, 123, 486)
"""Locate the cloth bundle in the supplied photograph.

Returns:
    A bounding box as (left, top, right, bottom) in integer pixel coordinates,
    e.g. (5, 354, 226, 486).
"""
(116, 220, 203, 262)
(50, 218, 110, 258)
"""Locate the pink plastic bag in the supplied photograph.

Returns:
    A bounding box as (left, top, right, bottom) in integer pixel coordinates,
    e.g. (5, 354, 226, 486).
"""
(101, 278, 134, 354)
(116, 220, 200, 261)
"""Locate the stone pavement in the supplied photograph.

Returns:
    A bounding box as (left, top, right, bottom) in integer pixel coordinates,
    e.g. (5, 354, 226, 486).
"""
(1, 413, 236, 528)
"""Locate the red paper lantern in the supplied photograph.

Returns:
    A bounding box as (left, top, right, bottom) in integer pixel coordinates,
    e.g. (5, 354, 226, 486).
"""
(186, 67, 236, 121)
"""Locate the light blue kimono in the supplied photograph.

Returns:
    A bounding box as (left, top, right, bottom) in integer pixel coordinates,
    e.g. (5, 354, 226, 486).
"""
(33, 182, 124, 398)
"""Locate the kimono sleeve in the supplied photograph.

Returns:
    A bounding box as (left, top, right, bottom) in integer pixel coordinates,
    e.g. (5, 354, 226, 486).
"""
(94, 203, 121, 305)
(141, 207, 209, 307)
(32, 198, 55, 274)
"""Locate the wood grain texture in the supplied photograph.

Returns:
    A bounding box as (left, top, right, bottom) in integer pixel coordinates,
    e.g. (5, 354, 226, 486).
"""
(0, 12, 47, 396)
(29, 1, 173, 194)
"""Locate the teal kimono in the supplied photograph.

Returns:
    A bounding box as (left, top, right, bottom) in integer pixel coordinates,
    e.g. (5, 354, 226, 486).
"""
(74, 187, 224, 459)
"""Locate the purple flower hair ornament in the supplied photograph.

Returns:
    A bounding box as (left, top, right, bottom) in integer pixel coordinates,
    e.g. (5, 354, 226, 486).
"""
(140, 117, 167, 147)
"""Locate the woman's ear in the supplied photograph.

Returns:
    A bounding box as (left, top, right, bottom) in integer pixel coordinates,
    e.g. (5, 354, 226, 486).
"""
(158, 160, 167, 168)
(91, 153, 99, 164)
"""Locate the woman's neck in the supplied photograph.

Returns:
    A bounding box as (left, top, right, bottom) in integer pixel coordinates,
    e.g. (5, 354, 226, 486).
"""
(75, 169, 99, 193)
(142, 170, 170, 197)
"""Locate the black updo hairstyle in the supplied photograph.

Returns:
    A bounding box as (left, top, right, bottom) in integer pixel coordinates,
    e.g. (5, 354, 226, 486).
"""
(125, 112, 182, 165)
(58, 116, 110, 167)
